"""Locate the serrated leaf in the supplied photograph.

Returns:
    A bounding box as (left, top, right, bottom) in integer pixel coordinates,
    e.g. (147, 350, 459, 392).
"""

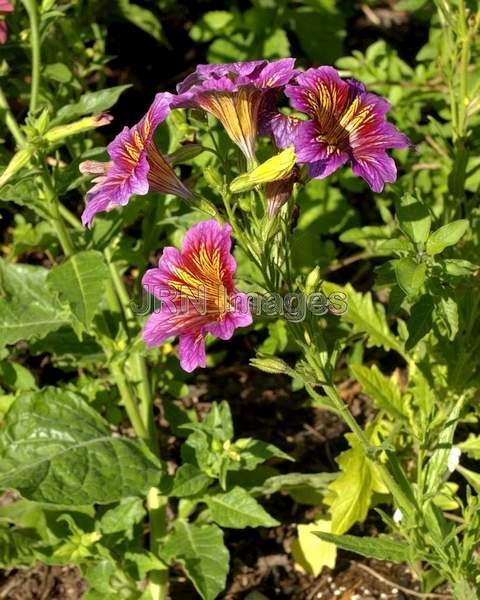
(426, 220, 469, 256)
(328, 434, 387, 534)
(292, 519, 336, 576)
(0, 260, 68, 347)
(205, 486, 279, 528)
(314, 532, 410, 563)
(350, 364, 405, 419)
(0, 388, 161, 504)
(161, 520, 229, 600)
(47, 251, 108, 329)
(405, 294, 434, 350)
(330, 283, 405, 357)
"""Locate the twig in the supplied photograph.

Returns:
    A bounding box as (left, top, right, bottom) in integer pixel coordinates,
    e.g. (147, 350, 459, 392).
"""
(353, 562, 453, 599)
(326, 251, 371, 274)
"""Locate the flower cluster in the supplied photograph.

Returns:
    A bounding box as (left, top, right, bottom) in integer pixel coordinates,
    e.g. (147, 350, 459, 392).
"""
(80, 58, 410, 372)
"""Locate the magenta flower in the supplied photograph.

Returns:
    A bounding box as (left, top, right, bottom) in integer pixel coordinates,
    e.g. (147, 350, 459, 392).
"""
(174, 59, 298, 161)
(285, 66, 410, 192)
(0, 0, 13, 45)
(80, 92, 192, 227)
(142, 219, 252, 372)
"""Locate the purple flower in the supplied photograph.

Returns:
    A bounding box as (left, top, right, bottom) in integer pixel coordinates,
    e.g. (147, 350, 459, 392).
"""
(175, 59, 298, 161)
(142, 219, 252, 372)
(80, 92, 192, 227)
(0, 0, 13, 45)
(285, 66, 410, 192)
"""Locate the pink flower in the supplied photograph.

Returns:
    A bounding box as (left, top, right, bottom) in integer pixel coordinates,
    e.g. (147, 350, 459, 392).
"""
(285, 66, 411, 192)
(0, 0, 13, 45)
(142, 219, 252, 372)
(80, 92, 192, 227)
(174, 59, 298, 161)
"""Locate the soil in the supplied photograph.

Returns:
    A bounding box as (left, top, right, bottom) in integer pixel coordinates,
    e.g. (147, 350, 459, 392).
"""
(0, 347, 442, 599)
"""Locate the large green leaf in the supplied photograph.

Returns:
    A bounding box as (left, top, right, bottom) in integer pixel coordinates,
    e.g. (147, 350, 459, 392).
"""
(350, 364, 406, 419)
(0, 389, 161, 505)
(161, 520, 229, 600)
(426, 220, 469, 256)
(0, 260, 68, 347)
(51, 85, 131, 126)
(325, 283, 405, 357)
(205, 486, 279, 528)
(328, 434, 387, 534)
(314, 532, 410, 563)
(47, 250, 108, 330)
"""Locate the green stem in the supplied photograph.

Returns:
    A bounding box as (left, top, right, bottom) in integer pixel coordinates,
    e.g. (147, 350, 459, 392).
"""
(147, 488, 169, 600)
(110, 362, 149, 441)
(457, 0, 469, 137)
(0, 88, 26, 147)
(104, 247, 157, 450)
(40, 170, 76, 256)
(22, 0, 41, 113)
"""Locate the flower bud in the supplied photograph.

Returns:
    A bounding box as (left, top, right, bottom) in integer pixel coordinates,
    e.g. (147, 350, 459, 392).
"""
(230, 146, 296, 193)
(169, 143, 204, 166)
(305, 266, 322, 294)
(250, 355, 292, 375)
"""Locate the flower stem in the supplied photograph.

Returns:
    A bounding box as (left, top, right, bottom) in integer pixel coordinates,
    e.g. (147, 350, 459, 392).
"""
(22, 0, 41, 113)
(147, 488, 169, 600)
(0, 88, 26, 147)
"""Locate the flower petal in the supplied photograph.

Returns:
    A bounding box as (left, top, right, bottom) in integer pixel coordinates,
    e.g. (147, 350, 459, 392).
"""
(178, 333, 206, 372)
(351, 151, 397, 192)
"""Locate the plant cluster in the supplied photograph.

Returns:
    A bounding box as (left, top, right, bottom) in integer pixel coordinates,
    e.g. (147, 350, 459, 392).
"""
(0, 1, 479, 599)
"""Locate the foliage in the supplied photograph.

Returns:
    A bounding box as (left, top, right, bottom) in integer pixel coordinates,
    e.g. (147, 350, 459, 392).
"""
(0, 1, 479, 599)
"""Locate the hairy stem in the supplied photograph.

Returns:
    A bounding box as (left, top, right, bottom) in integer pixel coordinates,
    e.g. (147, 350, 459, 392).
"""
(22, 0, 41, 113)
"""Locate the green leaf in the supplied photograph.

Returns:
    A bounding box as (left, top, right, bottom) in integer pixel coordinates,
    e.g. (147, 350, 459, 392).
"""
(426, 220, 469, 256)
(396, 193, 431, 244)
(170, 464, 211, 498)
(327, 434, 387, 534)
(235, 438, 293, 470)
(118, 0, 167, 44)
(350, 364, 405, 419)
(0, 260, 68, 347)
(292, 519, 337, 576)
(458, 434, 480, 460)
(0, 361, 37, 392)
(100, 497, 145, 537)
(190, 11, 233, 42)
(326, 283, 405, 357)
(425, 398, 463, 495)
(437, 294, 459, 340)
(405, 294, 434, 350)
(205, 486, 279, 528)
(314, 532, 410, 563)
(51, 85, 131, 126)
(292, 2, 345, 64)
(393, 257, 426, 297)
(0, 388, 161, 504)
(47, 251, 109, 330)
(252, 472, 336, 505)
(161, 520, 229, 600)
(44, 63, 72, 83)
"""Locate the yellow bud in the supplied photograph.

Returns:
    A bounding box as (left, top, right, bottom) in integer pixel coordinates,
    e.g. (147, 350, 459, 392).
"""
(230, 146, 296, 193)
